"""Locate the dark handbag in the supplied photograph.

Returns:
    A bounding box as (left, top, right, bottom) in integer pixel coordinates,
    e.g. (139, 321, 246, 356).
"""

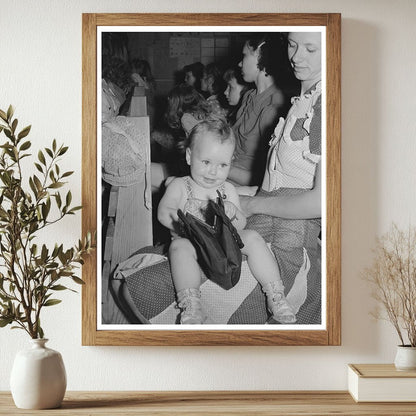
(177, 192, 245, 290)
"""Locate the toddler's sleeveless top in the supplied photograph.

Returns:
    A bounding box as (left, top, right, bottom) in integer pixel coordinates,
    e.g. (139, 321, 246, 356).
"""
(182, 176, 226, 224)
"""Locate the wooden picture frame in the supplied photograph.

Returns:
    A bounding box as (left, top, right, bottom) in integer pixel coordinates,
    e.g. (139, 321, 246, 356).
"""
(82, 13, 341, 346)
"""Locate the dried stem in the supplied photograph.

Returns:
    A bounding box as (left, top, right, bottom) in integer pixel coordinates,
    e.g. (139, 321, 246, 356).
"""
(363, 223, 416, 347)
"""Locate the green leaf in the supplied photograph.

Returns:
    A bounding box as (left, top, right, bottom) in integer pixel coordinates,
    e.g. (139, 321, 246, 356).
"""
(19, 140, 31, 151)
(29, 222, 39, 234)
(33, 175, 42, 192)
(38, 325, 44, 339)
(69, 206, 82, 213)
(48, 182, 64, 189)
(55, 192, 62, 208)
(11, 118, 18, 133)
(17, 125, 31, 140)
(56, 244, 63, 257)
(4, 129, 12, 140)
(43, 299, 62, 307)
(0, 317, 13, 327)
(50, 285, 68, 291)
(52, 139, 57, 152)
(51, 244, 59, 258)
(0, 109, 7, 121)
(61, 171, 74, 178)
(65, 191, 72, 207)
(58, 250, 67, 264)
(0, 173, 9, 186)
(29, 177, 37, 197)
(6, 105, 14, 122)
(45, 148, 53, 158)
(0, 143, 13, 149)
(41, 202, 50, 220)
(34, 163, 43, 174)
(71, 276, 85, 285)
(38, 150, 46, 165)
(58, 146, 68, 156)
(41, 244, 48, 262)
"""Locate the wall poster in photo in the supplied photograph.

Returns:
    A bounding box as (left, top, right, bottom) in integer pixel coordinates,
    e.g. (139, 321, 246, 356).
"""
(82, 13, 341, 346)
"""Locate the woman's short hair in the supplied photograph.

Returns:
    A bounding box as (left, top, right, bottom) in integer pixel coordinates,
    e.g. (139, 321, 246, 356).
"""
(183, 62, 205, 91)
(246, 33, 286, 79)
(203, 63, 226, 96)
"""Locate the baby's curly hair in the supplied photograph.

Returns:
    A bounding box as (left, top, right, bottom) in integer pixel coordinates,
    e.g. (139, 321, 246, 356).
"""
(187, 117, 235, 151)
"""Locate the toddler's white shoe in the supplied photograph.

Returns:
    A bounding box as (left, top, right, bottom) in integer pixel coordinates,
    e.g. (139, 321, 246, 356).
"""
(177, 288, 205, 324)
(263, 281, 296, 324)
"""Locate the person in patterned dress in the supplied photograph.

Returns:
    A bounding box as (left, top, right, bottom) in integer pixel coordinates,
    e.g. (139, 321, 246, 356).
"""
(241, 32, 323, 325)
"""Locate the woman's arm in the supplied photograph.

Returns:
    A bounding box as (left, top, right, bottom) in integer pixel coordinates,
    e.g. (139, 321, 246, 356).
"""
(227, 165, 253, 186)
(240, 163, 322, 220)
(223, 183, 247, 230)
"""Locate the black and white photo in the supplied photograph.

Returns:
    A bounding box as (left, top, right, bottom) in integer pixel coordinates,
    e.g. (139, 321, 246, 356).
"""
(82, 13, 341, 346)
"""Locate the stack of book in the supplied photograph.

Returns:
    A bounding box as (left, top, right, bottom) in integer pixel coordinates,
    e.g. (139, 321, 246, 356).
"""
(348, 364, 416, 402)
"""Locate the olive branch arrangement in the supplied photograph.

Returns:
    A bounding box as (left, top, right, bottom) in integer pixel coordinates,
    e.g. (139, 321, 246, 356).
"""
(362, 223, 416, 347)
(0, 106, 94, 339)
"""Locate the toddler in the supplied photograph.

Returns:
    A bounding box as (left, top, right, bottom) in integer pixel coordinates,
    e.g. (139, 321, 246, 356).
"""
(157, 118, 296, 325)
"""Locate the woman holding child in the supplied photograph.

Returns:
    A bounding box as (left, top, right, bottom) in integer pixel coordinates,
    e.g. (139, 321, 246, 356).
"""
(156, 31, 323, 325)
(241, 31, 323, 324)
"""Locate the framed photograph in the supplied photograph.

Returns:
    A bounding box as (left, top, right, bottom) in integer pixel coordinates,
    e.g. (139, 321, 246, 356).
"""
(82, 13, 341, 346)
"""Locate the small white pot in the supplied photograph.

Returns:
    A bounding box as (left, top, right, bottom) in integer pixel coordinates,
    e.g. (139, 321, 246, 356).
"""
(394, 345, 416, 371)
(10, 338, 67, 409)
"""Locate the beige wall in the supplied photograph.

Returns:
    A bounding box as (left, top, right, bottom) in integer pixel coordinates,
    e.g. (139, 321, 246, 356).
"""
(1, 0, 416, 390)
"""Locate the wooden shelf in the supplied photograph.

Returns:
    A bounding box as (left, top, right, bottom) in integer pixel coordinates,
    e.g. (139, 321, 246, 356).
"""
(1, 391, 416, 415)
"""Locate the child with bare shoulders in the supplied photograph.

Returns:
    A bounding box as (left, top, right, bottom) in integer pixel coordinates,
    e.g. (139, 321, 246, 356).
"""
(157, 117, 296, 325)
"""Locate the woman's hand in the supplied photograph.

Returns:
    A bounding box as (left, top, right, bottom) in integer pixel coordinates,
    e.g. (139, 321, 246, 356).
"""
(223, 201, 238, 220)
(223, 200, 247, 230)
(239, 195, 256, 217)
(236, 185, 258, 196)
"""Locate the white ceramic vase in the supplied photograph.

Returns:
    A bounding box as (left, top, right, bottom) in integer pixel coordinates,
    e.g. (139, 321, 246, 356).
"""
(394, 345, 416, 371)
(10, 338, 67, 409)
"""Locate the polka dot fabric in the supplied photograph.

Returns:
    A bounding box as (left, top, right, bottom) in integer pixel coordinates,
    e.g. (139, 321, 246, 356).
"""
(246, 187, 322, 325)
